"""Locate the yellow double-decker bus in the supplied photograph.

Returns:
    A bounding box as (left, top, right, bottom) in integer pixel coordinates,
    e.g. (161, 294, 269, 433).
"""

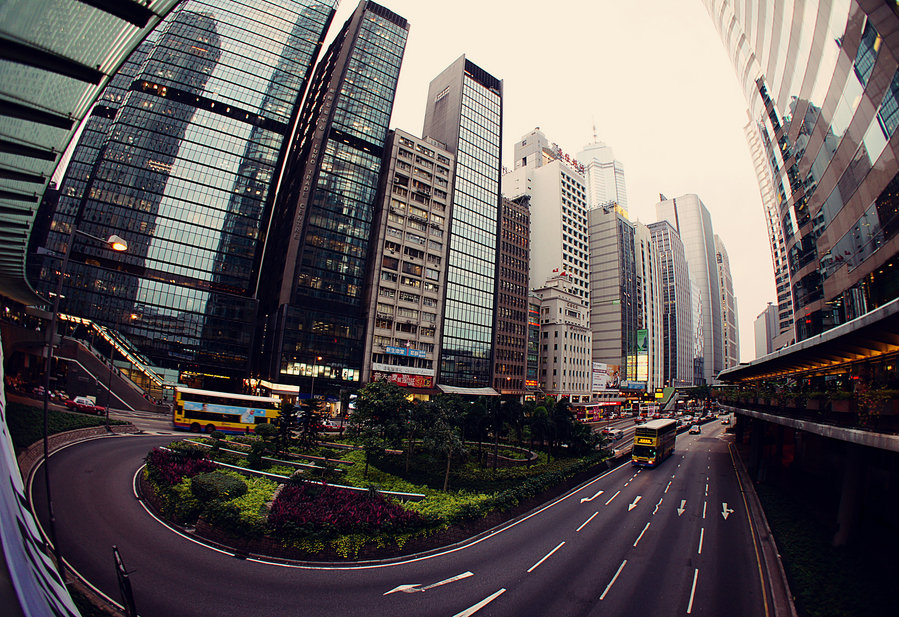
(632, 418, 677, 467)
(173, 386, 280, 434)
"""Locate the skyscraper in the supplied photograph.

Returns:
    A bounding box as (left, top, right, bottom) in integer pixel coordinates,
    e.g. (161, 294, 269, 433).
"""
(422, 56, 503, 389)
(31, 0, 337, 389)
(656, 194, 723, 384)
(704, 1, 899, 342)
(649, 220, 694, 388)
(256, 1, 409, 394)
(716, 234, 739, 369)
(577, 138, 628, 217)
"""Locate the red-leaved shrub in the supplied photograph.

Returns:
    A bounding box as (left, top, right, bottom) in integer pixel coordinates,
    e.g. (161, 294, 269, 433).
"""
(146, 447, 219, 486)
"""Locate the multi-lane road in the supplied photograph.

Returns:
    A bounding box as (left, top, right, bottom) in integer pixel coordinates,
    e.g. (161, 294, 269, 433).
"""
(31, 417, 778, 616)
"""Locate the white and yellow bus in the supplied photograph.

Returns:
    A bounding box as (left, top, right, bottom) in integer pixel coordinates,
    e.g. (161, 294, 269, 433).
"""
(172, 386, 280, 434)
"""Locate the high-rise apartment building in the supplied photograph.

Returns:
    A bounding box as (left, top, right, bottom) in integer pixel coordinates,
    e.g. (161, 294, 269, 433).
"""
(31, 0, 337, 389)
(649, 220, 695, 388)
(257, 1, 409, 395)
(422, 56, 503, 389)
(588, 204, 662, 391)
(492, 195, 530, 396)
(361, 129, 453, 396)
(705, 1, 899, 343)
(534, 273, 592, 402)
(656, 194, 723, 384)
(577, 138, 628, 216)
(716, 234, 739, 369)
(504, 130, 590, 306)
(754, 302, 779, 359)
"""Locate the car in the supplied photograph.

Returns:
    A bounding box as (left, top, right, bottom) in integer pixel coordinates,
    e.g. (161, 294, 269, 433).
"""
(721, 417, 730, 425)
(688, 425, 701, 435)
(65, 396, 105, 415)
(609, 429, 624, 441)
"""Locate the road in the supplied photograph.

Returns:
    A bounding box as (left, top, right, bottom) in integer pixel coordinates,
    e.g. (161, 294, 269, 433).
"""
(30, 417, 773, 616)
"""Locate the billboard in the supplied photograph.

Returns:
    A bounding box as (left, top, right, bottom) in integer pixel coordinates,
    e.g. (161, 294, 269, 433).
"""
(371, 371, 434, 388)
(592, 362, 621, 391)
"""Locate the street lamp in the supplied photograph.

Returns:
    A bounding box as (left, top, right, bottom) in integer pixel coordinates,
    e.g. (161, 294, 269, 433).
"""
(310, 356, 322, 400)
(41, 227, 127, 580)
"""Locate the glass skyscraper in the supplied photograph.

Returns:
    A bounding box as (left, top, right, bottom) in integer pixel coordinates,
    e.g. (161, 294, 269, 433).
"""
(423, 56, 503, 389)
(30, 0, 337, 388)
(256, 1, 409, 394)
(705, 1, 899, 342)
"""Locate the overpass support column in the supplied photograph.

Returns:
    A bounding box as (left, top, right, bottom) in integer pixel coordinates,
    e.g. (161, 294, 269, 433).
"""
(833, 442, 865, 547)
(750, 419, 766, 482)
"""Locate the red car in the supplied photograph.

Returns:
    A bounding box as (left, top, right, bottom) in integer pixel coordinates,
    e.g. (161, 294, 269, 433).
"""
(65, 397, 105, 415)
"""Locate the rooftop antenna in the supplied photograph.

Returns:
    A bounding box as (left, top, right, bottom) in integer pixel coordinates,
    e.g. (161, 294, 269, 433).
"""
(592, 117, 598, 144)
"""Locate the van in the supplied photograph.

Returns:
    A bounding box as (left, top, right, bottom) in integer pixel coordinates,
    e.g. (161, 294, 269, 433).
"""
(609, 429, 624, 441)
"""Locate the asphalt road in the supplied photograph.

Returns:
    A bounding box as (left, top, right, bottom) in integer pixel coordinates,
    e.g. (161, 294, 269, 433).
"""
(30, 418, 772, 616)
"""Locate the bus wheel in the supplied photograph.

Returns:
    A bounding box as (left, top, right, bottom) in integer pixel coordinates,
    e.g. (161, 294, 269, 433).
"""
(190, 423, 201, 433)
(204, 424, 216, 434)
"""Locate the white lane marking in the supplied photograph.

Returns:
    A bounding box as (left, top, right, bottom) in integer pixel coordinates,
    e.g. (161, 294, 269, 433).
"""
(453, 588, 506, 617)
(580, 489, 604, 503)
(653, 498, 663, 515)
(698, 528, 704, 554)
(705, 483, 708, 496)
(576, 512, 598, 532)
(628, 495, 642, 511)
(702, 501, 707, 519)
(527, 542, 565, 573)
(624, 482, 630, 487)
(605, 490, 621, 505)
(600, 560, 628, 600)
(664, 481, 672, 494)
(633, 522, 651, 547)
(722, 502, 734, 520)
(385, 571, 474, 595)
(687, 569, 699, 613)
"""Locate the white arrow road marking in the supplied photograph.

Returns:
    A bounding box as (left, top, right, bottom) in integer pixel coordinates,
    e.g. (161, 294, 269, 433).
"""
(580, 489, 604, 503)
(453, 588, 506, 617)
(677, 500, 686, 516)
(605, 490, 621, 505)
(722, 502, 734, 520)
(385, 571, 474, 595)
(628, 495, 642, 511)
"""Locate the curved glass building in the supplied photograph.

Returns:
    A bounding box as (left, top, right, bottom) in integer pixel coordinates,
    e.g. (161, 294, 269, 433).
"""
(704, 0, 899, 341)
(30, 0, 337, 388)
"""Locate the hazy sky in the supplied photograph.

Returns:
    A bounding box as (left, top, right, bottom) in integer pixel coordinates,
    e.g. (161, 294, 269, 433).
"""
(331, 0, 773, 362)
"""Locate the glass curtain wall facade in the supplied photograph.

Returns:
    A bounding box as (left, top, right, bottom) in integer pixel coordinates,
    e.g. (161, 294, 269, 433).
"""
(704, 1, 899, 341)
(649, 220, 695, 388)
(30, 0, 336, 389)
(256, 1, 408, 394)
(656, 194, 723, 384)
(716, 234, 739, 369)
(422, 56, 503, 388)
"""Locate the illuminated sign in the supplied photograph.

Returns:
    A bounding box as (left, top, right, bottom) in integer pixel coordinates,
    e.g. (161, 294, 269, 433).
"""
(372, 372, 434, 388)
(636, 437, 655, 445)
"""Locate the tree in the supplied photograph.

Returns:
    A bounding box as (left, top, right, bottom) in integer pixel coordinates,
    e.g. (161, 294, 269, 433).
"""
(420, 395, 465, 492)
(276, 402, 299, 451)
(346, 381, 412, 478)
(296, 397, 324, 450)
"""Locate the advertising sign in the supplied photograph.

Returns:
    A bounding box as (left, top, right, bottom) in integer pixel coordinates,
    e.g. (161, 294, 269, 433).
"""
(372, 371, 434, 388)
(592, 362, 621, 391)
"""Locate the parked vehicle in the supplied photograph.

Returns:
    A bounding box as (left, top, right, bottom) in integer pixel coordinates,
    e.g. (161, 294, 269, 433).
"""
(65, 396, 105, 415)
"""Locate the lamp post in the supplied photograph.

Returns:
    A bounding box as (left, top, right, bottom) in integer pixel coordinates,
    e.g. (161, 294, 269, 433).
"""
(310, 356, 322, 400)
(41, 228, 127, 580)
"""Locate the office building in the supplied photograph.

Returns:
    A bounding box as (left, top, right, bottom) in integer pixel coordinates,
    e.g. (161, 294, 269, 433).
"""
(588, 204, 662, 391)
(30, 0, 337, 389)
(361, 129, 453, 396)
(534, 273, 592, 402)
(716, 234, 740, 369)
(256, 1, 409, 394)
(705, 1, 899, 341)
(422, 56, 503, 389)
(754, 302, 779, 359)
(656, 194, 723, 384)
(492, 195, 530, 396)
(577, 136, 628, 217)
(504, 130, 590, 306)
(649, 220, 695, 388)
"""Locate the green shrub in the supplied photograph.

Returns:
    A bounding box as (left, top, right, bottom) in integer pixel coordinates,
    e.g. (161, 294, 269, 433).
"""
(254, 423, 278, 439)
(190, 471, 248, 502)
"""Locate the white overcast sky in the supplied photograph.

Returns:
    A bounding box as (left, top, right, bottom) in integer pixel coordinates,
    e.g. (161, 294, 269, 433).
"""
(332, 0, 774, 362)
